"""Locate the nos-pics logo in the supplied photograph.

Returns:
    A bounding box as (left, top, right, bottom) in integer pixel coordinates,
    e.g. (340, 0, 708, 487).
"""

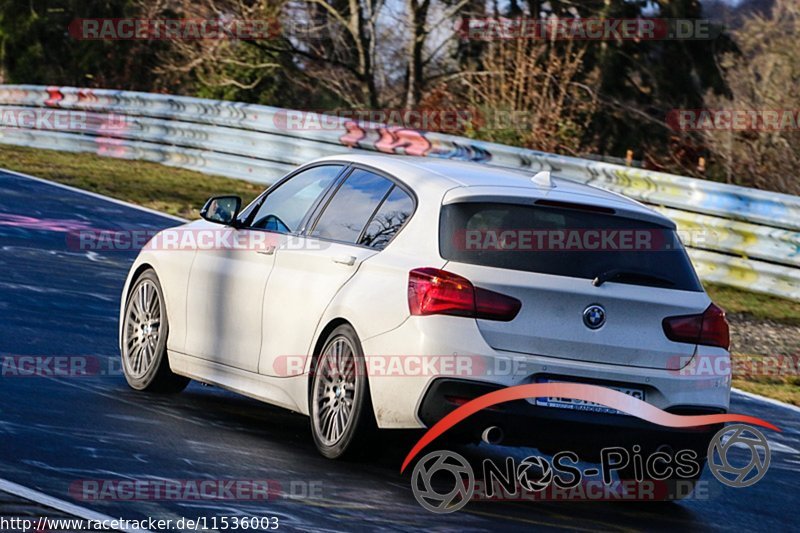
(410, 424, 772, 513)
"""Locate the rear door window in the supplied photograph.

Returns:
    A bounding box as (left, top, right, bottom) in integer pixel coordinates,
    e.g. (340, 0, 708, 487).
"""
(440, 202, 702, 291)
(311, 169, 394, 244)
(358, 186, 414, 249)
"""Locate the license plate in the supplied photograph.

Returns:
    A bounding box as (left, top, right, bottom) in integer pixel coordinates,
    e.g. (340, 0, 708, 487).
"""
(533, 380, 644, 415)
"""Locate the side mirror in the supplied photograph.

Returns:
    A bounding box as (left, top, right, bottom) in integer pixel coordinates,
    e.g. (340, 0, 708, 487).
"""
(200, 195, 242, 226)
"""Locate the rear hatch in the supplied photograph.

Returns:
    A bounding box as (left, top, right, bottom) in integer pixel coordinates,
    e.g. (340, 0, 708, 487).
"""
(439, 198, 709, 370)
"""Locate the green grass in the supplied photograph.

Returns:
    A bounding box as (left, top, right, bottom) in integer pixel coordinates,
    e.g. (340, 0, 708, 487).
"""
(704, 283, 800, 326)
(0, 144, 263, 219)
(733, 379, 800, 406)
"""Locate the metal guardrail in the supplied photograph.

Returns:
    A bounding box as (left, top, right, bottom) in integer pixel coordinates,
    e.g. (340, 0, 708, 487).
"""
(1, 84, 799, 301)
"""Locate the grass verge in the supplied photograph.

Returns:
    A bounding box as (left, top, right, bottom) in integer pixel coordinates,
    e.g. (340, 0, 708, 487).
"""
(705, 283, 800, 327)
(0, 144, 263, 219)
(733, 379, 800, 407)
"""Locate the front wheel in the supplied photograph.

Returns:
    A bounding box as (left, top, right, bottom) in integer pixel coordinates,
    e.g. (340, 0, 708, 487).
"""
(121, 269, 189, 393)
(310, 324, 375, 459)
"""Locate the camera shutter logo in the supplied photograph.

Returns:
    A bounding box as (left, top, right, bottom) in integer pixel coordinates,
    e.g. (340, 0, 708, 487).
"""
(516, 455, 553, 492)
(410, 450, 474, 513)
(708, 424, 771, 488)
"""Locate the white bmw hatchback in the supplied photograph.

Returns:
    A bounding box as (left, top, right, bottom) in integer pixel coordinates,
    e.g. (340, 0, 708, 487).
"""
(120, 154, 730, 461)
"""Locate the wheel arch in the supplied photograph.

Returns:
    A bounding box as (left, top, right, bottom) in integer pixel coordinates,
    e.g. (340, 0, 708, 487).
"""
(308, 317, 360, 374)
(126, 263, 156, 299)
(307, 317, 374, 404)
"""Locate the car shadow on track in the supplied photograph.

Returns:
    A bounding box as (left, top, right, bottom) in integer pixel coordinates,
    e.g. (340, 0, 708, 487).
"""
(122, 382, 716, 531)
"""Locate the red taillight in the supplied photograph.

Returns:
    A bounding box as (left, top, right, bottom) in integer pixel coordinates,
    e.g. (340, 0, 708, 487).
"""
(662, 303, 730, 350)
(408, 268, 475, 317)
(475, 286, 523, 321)
(408, 268, 521, 321)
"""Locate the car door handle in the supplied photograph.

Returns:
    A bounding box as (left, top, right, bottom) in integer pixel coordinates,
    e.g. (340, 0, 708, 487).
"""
(257, 246, 276, 256)
(331, 255, 356, 266)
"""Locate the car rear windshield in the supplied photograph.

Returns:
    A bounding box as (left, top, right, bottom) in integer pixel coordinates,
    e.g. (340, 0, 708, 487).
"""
(439, 201, 702, 291)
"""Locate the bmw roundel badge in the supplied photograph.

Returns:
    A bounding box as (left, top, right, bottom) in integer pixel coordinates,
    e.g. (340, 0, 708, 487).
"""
(583, 304, 606, 329)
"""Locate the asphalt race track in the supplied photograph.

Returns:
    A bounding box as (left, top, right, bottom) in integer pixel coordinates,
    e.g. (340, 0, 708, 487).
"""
(1, 168, 799, 532)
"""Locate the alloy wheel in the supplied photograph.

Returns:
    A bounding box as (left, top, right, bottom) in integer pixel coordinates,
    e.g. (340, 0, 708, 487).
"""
(312, 336, 359, 447)
(122, 279, 162, 379)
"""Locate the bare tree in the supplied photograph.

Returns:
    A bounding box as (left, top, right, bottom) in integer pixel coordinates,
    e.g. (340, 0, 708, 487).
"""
(446, 37, 598, 155)
(284, 0, 384, 107)
(702, 0, 800, 194)
(143, 0, 283, 94)
(148, 0, 467, 109)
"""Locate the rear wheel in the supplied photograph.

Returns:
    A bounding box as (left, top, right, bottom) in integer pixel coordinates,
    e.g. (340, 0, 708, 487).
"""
(310, 324, 375, 459)
(121, 270, 189, 393)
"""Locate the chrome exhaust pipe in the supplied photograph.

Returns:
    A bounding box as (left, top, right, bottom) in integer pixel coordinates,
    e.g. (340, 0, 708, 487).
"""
(481, 426, 504, 445)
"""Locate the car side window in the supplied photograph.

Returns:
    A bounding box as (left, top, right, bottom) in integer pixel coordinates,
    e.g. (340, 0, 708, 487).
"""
(248, 165, 343, 233)
(310, 169, 395, 244)
(358, 186, 414, 249)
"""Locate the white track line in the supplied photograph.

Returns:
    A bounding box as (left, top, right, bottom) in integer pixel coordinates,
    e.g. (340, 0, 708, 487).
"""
(0, 477, 152, 532)
(0, 167, 187, 222)
(732, 387, 800, 415)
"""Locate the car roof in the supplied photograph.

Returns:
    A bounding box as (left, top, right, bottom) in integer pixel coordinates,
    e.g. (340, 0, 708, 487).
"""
(310, 153, 672, 226)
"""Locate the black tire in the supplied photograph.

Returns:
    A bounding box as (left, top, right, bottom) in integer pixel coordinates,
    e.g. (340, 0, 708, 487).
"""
(309, 324, 376, 459)
(121, 269, 189, 393)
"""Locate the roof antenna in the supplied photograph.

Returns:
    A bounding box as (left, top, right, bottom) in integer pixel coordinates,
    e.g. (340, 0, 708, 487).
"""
(531, 170, 554, 188)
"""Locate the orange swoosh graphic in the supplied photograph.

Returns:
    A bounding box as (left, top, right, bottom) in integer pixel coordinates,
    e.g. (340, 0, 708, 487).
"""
(400, 383, 779, 473)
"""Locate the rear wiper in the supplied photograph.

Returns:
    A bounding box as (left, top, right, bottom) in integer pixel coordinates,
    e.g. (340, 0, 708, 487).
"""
(592, 269, 675, 288)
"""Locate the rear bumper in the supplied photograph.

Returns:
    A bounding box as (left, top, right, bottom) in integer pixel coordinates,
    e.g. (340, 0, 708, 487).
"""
(362, 315, 731, 430)
(418, 378, 724, 457)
